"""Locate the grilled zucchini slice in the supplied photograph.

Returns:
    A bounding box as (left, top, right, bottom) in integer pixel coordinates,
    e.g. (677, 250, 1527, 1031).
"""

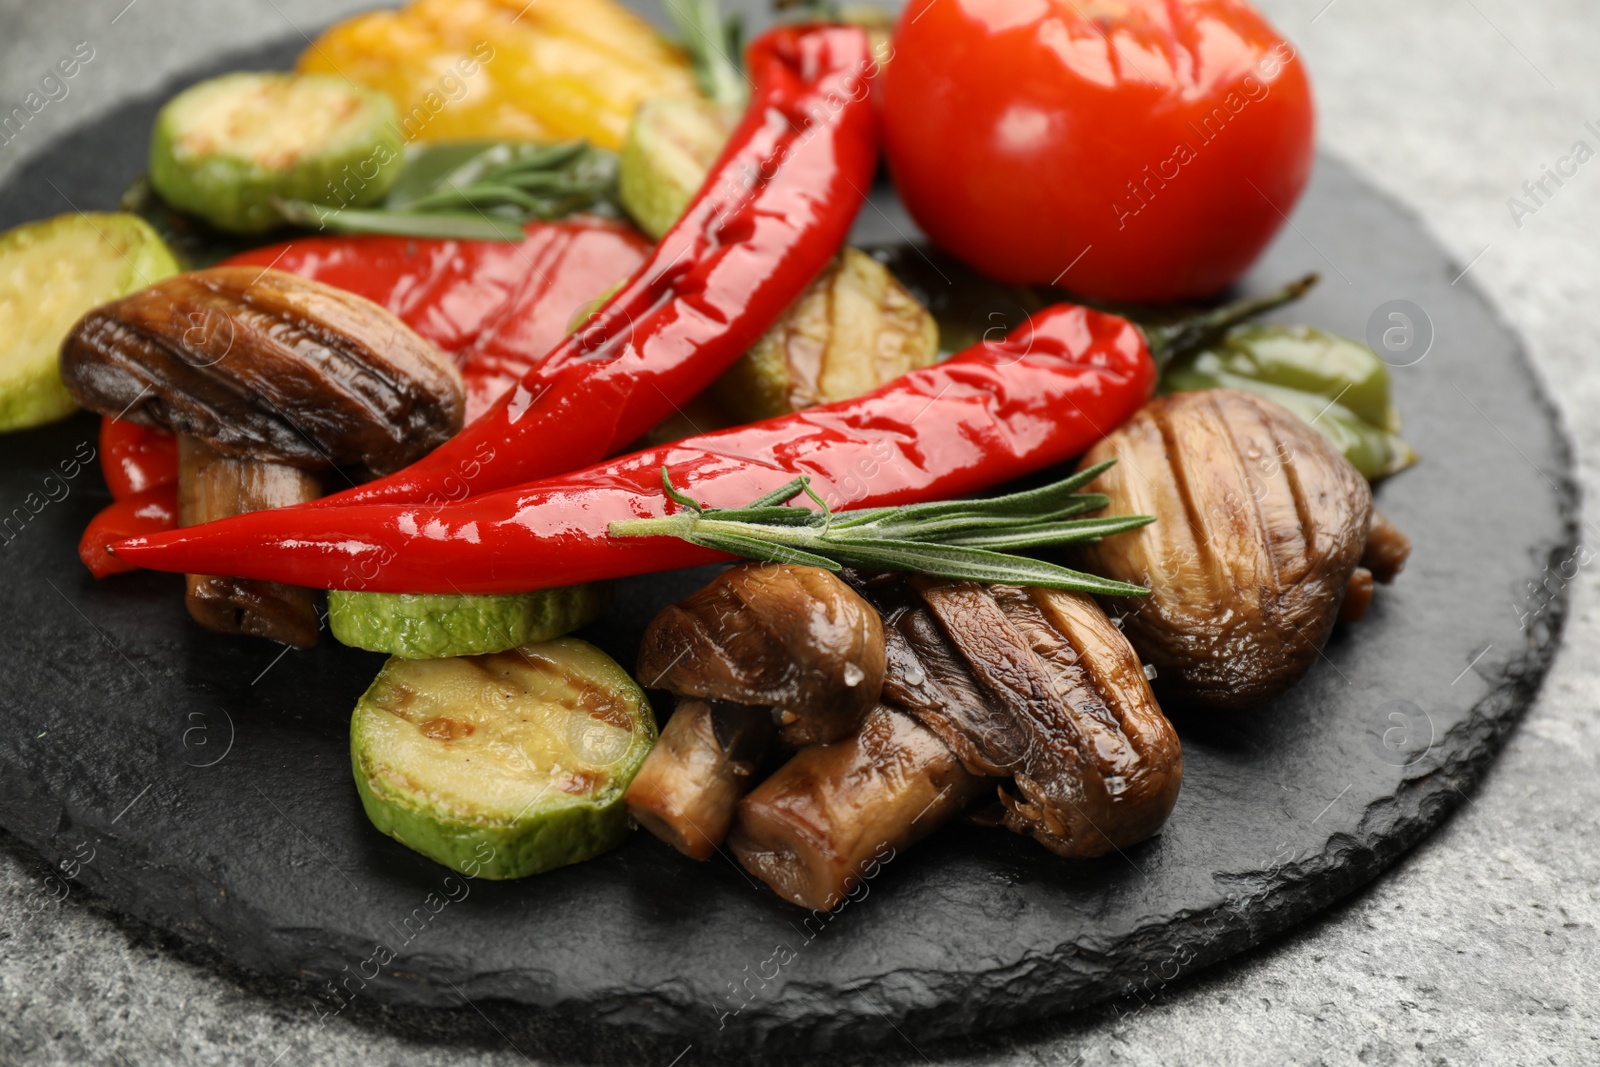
(351, 638, 655, 878)
(149, 72, 402, 233)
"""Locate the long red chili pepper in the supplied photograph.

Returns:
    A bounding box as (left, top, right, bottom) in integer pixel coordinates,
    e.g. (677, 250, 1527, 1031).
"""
(99, 417, 178, 501)
(91, 217, 653, 571)
(81, 485, 179, 578)
(113, 304, 1157, 591)
(222, 218, 651, 421)
(293, 24, 878, 511)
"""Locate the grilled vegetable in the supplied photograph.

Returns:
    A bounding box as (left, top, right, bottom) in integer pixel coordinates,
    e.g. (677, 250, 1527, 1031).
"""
(626, 563, 884, 859)
(0, 213, 178, 432)
(618, 96, 735, 240)
(618, 91, 939, 423)
(637, 563, 886, 747)
(1163, 323, 1417, 478)
(623, 698, 776, 861)
(351, 638, 655, 878)
(60, 266, 463, 642)
(328, 585, 609, 659)
(300, 0, 697, 151)
(114, 301, 1160, 592)
(886, 579, 1182, 856)
(178, 436, 322, 647)
(731, 702, 986, 910)
(731, 575, 1183, 909)
(148, 72, 403, 233)
(1072, 389, 1402, 711)
(713, 249, 940, 423)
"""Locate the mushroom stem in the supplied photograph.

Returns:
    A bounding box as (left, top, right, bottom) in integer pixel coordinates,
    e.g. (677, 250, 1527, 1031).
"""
(728, 703, 987, 911)
(177, 435, 321, 648)
(624, 699, 777, 861)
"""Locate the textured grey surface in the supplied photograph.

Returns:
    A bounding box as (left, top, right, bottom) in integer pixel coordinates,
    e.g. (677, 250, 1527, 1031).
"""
(0, 0, 1596, 1065)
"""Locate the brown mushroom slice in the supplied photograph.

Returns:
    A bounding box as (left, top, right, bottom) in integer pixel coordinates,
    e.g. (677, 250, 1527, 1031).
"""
(1072, 389, 1374, 711)
(636, 563, 885, 747)
(911, 580, 1182, 858)
(60, 267, 464, 645)
(178, 437, 321, 647)
(728, 703, 987, 911)
(623, 699, 777, 861)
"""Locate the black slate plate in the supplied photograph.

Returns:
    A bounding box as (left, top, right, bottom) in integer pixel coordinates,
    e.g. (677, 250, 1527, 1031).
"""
(0, 29, 1575, 1059)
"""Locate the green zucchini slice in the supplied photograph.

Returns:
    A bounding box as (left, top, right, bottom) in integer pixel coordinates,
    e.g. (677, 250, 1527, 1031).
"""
(617, 95, 733, 239)
(0, 212, 179, 432)
(351, 638, 656, 879)
(149, 72, 403, 234)
(328, 585, 609, 659)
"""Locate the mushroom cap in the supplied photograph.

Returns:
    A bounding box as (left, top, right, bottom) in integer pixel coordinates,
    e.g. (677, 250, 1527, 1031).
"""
(61, 266, 464, 478)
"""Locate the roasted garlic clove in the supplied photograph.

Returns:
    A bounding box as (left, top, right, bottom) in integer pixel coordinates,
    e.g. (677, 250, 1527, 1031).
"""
(1072, 389, 1376, 711)
(637, 563, 886, 747)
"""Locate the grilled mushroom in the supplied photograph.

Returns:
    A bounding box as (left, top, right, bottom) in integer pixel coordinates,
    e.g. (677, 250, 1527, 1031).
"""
(626, 564, 885, 860)
(636, 563, 886, 747)
(729, 702, 987, 910)
(623, 698, 777, 861)
(1071, 389, 1404, 711)
(730, 576, 1182, 909)
(61, 266, 463, 646)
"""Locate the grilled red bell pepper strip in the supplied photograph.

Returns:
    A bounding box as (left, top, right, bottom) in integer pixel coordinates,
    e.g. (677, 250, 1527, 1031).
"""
(221, 218, 651, 421)
(292, 23, 878, 510)
(81, 485, 179, 578)
(99, 417, 178, 501)
(113, 303, 1157, 591)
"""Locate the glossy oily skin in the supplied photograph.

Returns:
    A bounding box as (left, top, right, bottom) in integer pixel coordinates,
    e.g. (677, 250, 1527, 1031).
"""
(882, 0, 1315, 300)
(292, 24, 882, 511)
(729, 703, 987, 911)
(60, 267, 464, 478)
(1073, 389, 1374, 710)
(623, 699, 777, 861)
(62, 266, 463, 641)
(115, 302, 1157, 592)
(873, 577, 1182, 858)
(225, 219, 652, 423)
(637, 563, 887, 747)
(177, 436, 322, 647)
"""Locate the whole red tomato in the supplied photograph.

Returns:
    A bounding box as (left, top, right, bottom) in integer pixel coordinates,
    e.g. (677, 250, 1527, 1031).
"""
(881, 0, 1315, 302)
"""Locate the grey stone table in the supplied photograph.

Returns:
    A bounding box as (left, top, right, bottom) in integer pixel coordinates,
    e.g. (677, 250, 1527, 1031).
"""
(0, 1, 1595, 1063)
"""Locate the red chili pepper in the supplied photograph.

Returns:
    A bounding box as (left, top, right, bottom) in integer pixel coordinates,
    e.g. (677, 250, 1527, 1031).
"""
(80, 485, 179, 578)
(113, 303, 1157, 591)
(293, 23, 879, 510)
(222, 218, 651, 421)
(99, 417, 178, 501)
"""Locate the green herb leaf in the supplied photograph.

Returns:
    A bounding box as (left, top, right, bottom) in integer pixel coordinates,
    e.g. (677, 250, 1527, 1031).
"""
(270, 200, 528, 241)
(612, 466, 1153, 595)
(665, 0, 748, 112)
(272, 139, 621, 241)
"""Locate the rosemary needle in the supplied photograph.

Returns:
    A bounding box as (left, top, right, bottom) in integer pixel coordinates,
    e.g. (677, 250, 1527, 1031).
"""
(608, 462, 1154, 596)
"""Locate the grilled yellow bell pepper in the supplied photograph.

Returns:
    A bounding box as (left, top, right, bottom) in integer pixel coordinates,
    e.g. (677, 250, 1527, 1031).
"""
(298, 0, 698, 151)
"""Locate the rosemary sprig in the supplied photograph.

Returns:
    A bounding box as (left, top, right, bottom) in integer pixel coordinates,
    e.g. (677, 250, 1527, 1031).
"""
(608, 462, 1154, 596)
(665, 0, 748, 112)
(272, 139, 620, 242)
